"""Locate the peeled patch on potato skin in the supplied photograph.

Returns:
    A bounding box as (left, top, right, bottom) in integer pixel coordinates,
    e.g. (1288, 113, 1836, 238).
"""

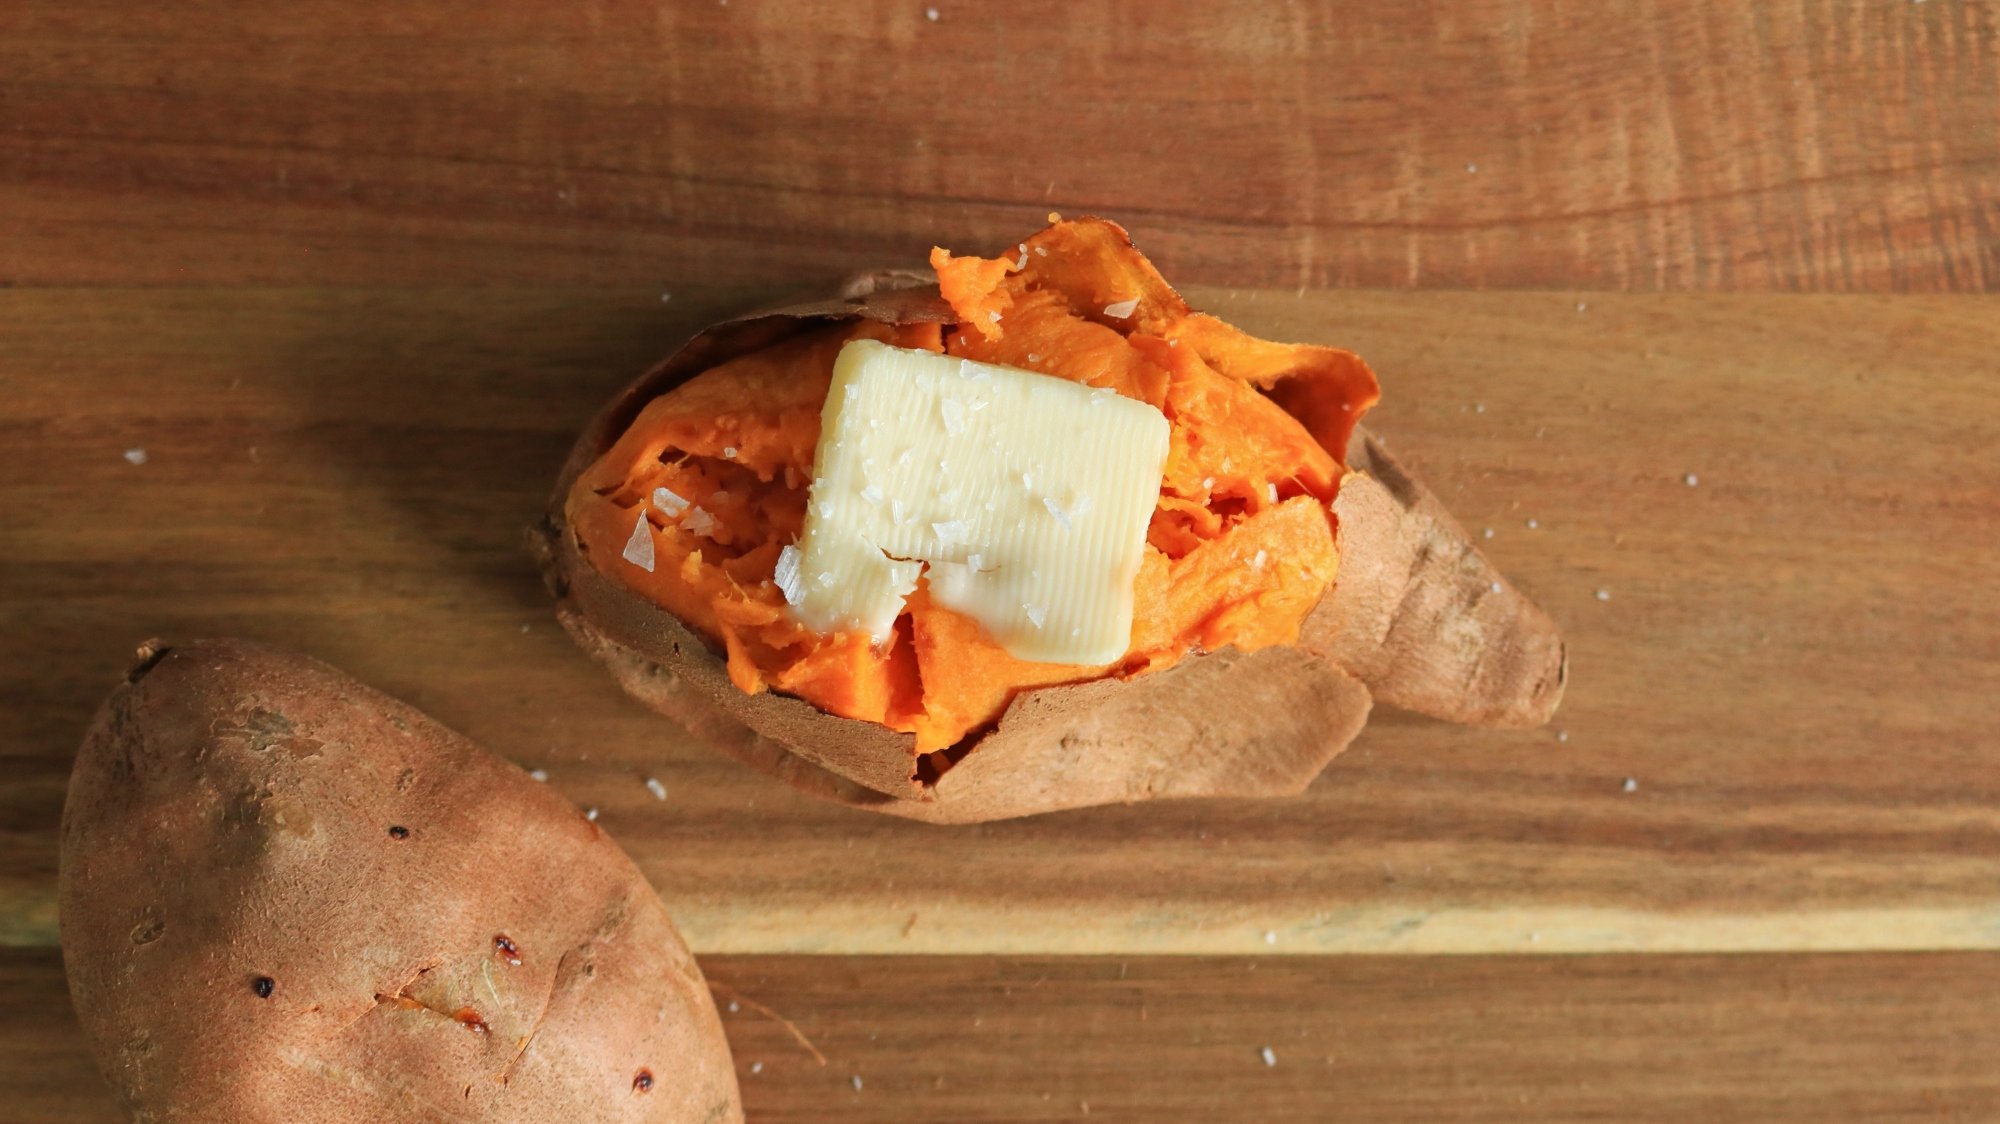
(538, 223, 1565, 823)
(59, 639, 741, 1123)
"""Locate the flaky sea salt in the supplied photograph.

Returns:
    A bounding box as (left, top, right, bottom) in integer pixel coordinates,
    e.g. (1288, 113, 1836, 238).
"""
(1267, 482, 1279, 504)
(652, 487, 690, 516)
(1043, 496, 1074, 530)
(1103, 298, 1140, 319)
(941, 397, 967, 435)
(1252, 550, 1267, 571)
(644, 777, 668, 801)
(1260, 1047, 1277, 1067)
(528, 768, 549, 782)
(1622, 777, 1638, 793)
(1025, 604, 1048, 628)
(722, 446, 738, 459)
(621, 512, 656, 572)
(682, 506, 718, 537)
(123, 448, 147, 465)
(1684, 473, 1699, 487)
(860, 484, 885, 507)
(1595, 589, 1611, 601)
(774, 544, 805, 605)
(585, 807, 600, 822)
(932, 519, 970, 544)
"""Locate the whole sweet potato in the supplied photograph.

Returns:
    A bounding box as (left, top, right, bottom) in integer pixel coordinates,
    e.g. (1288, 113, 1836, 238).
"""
(59, 639, 740, 1123)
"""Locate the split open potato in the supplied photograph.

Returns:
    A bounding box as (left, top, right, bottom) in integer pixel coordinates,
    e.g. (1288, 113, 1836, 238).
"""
(537, 218, 1565, 823)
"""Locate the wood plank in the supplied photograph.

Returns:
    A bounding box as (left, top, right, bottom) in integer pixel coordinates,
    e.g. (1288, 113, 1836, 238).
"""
(3, 288, 1998, 954)
(3, 1, 1997, 291)
(8, 947, 2000, 1122)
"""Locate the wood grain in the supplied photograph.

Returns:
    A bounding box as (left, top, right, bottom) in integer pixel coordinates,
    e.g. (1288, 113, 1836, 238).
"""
(4, 287, 1996, 954)
(3, 1, 1997, 291)
(9, 947, 2000, 1122)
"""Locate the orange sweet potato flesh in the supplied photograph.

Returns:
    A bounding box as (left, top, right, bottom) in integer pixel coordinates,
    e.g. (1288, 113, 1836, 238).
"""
(567, 219, 1375, 756)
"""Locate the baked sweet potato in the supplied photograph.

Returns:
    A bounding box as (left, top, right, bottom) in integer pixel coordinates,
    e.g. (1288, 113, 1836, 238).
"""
(537, 218, 1565, 823)
(59, 639, 740, 1123)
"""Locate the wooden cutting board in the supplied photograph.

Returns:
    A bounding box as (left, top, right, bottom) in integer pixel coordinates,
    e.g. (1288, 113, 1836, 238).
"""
(6, 0, 1999, 1118)
(7, 286, 1995, 958)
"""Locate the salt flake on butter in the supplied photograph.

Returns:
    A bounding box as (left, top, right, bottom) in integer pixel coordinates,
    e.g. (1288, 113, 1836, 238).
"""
(789, 340, 1169, 665)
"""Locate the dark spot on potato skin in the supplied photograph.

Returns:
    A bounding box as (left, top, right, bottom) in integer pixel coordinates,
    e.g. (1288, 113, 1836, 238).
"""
(130, 918, 165, 945)
(633, 1069, 654, 1093)
(455, 1008, 489, 1034)
(252, 976, 274, 999)
(220, 707, 297, 752)
(387, 825, 410, 839)
(494, 934, 522, 965)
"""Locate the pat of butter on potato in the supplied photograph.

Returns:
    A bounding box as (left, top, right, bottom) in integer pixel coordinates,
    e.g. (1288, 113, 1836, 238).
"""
(780, 339, 1170, 665)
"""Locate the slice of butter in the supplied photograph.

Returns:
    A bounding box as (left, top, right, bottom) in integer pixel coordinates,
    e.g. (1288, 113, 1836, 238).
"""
(785, 339, 1170, 665)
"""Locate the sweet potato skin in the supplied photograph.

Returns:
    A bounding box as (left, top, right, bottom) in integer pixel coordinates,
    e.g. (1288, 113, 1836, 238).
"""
(59, 639, 740, 1123)
(538, 228, 1564, 823)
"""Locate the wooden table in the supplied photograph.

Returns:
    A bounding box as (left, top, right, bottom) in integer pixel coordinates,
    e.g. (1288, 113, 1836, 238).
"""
(5, 3, 1998, 1120)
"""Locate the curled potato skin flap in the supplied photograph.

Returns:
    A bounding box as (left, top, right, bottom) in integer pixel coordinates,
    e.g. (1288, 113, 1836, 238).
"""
(538, 219, 1565, 823)
(60, 639, 741, 1122)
